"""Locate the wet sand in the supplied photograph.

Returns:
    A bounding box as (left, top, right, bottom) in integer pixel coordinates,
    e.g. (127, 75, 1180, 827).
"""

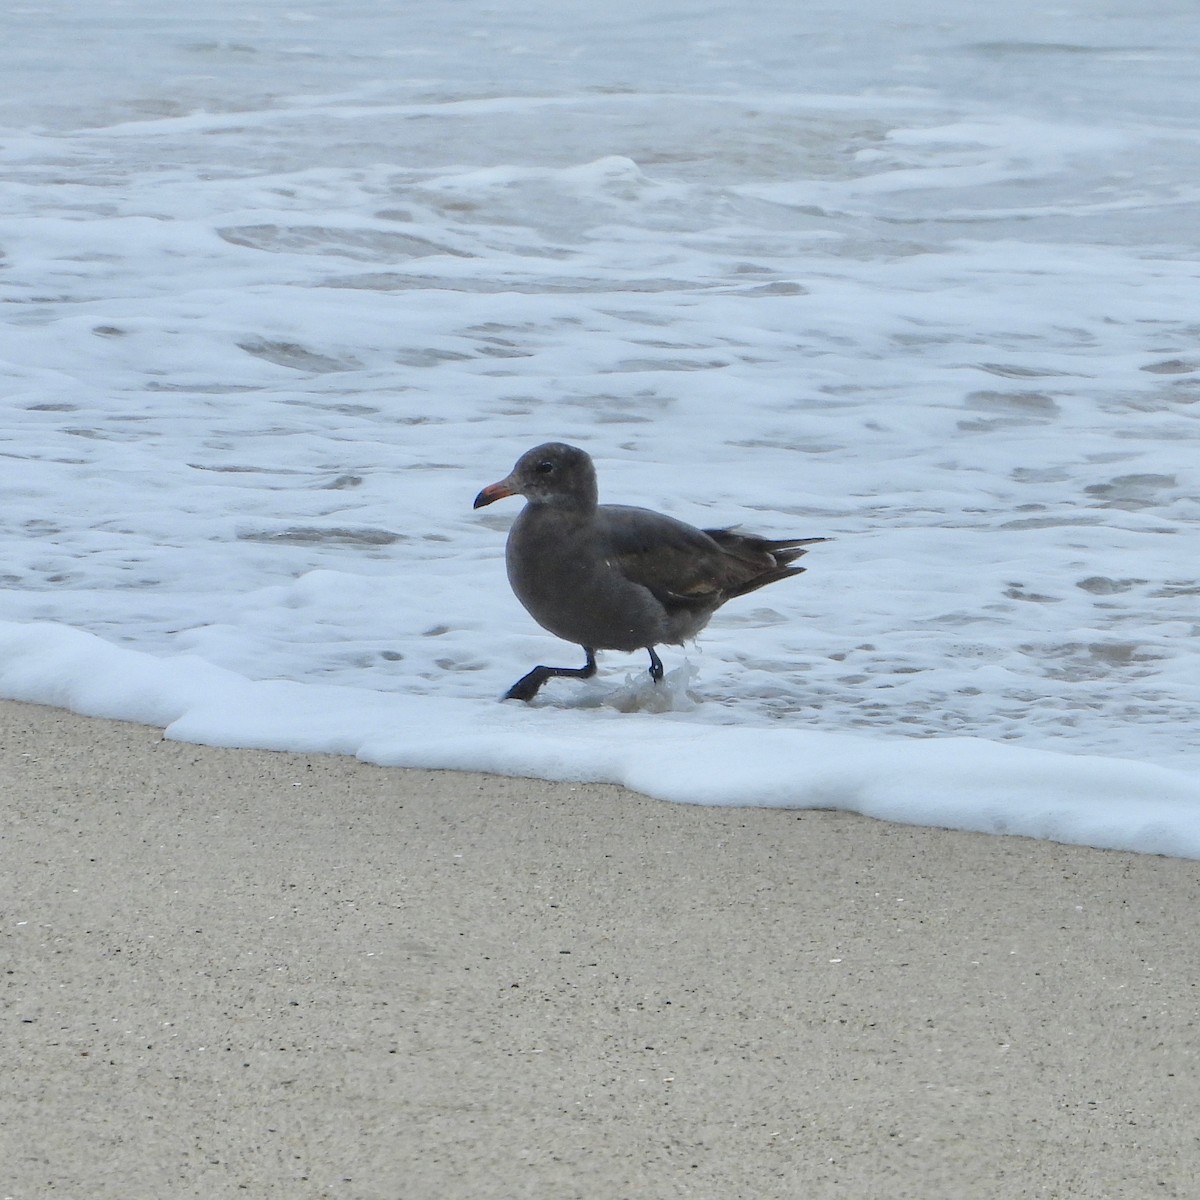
(3, 697, 1198, 1198)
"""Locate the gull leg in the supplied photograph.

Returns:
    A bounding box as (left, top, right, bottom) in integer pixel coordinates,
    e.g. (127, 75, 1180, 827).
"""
(504, 648, 597, 702)
(647, 647, 664, 684)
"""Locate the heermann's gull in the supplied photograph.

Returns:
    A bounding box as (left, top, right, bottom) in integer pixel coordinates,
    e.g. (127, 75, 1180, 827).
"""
(474, 442, 827, 702)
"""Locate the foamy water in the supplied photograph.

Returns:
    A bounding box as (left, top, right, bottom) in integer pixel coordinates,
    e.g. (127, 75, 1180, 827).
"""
(2, 0, 1199, 855)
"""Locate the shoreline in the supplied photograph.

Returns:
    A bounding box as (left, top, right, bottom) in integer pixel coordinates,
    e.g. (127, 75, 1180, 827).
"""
(4, 697, 1198, 1198)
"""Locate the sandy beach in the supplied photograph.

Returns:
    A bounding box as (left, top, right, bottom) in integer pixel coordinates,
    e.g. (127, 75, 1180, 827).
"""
(3, 696, 1198, 1199)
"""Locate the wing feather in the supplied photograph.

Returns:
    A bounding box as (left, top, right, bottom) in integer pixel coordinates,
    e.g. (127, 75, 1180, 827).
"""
(595, 507, 828, 609)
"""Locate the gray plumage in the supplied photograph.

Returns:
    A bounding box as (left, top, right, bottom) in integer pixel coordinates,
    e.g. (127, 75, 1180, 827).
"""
(473, 442, 826, 701)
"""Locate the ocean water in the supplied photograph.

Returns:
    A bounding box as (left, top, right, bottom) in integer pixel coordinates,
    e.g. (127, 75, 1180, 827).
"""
(2, 0, 1199, 856)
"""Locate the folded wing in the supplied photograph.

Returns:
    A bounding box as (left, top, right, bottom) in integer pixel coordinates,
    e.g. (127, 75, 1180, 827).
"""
(597, 505, 827, 609)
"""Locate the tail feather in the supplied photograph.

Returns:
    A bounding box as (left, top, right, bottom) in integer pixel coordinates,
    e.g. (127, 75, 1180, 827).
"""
(724, 562, 807, 600)
(755, 535, 830, 567)
(700, 531, 830, 601)
(703, 530, 829, 564)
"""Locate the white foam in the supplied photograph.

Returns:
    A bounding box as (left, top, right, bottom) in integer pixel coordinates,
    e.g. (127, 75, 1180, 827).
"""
(2, 621, 1198, 858)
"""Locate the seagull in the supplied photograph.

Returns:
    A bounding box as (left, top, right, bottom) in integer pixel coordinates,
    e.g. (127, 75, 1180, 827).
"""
(473, 442, 827, 701)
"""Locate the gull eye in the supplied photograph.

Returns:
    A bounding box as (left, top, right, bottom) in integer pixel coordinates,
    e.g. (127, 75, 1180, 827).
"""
(534, 460, 555, 475)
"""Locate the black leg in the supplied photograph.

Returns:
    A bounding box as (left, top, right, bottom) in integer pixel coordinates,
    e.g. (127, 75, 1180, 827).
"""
(647, 647, 663, 684)
(504, 648, 597, 702)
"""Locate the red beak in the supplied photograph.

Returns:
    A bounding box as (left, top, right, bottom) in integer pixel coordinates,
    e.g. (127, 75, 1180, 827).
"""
(473, 479, 515, 509)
